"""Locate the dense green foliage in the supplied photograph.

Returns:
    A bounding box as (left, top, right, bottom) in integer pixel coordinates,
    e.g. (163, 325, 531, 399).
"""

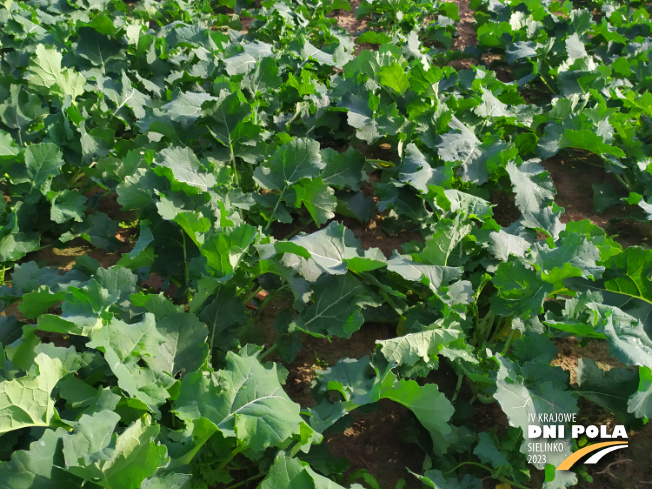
(0, 0, 650, 487)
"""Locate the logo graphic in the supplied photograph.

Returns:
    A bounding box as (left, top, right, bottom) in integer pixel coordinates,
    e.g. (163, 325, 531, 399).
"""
(556, 441, 629, 471)
(525, 412, 628, 471)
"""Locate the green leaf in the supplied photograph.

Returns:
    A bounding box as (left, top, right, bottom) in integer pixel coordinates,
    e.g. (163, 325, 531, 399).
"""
(398, 143, 447, 193)
(530, 233, 604, 282)
(62, 410, 121, 473)
(297, 273, 381, 338)
(162, 91, 216, 125)
(559, 129, 626, 158)
(49, 190, 86, 224)
(198, 285, 248, 352)
(505, 159, 556, 214)
(25, 143, 64, 193)
(75, 26, 124, 69)
(421, 216, 472, 266)
(486, 229, 531, 262)
(376, 328, 462, 375)
(63, 414, 169, 489)
(0, 428, 81, 488)
(204, 91, 251, 148)
(576, 359, 638, 421)
(19, 287, 66, 319)
(79, 212, 121, 251)
(412, 469, 482, 489)
(241, 57, 282, 95)
(200, 224, 257, 277)
(473, 89, 512, 119)
(26, 45, 85, 100)
(0, 85, 49, 138)
(491, 260, 554, 317)
(149, 313, 209, 378)
(0, 353, 67, 434)
(142, 472, 192, 489)
(387, 253, 462, 292)
(273, 222, 386, 279)
(154, 147, 216, 191)
(603, 308, 652, 370)
(87, 314, 175, 412)
(473, 432, 511, 469)
(493, 354, 577, 470)
(175, 351, 310, 453)
(223, 53, 257, 76)
(380, 379, 454, 455)
(88, 314, 165, 365)
(94, 266, 138, 304)
(290, 178, 337, 227)
(628, 365, 652, 419)
(378, 63, 410, 95)
(436, 118, 511, 185)
(254, 138, 324, 191)
(0, 130, 18, 157)
(565, 33, 587, 62)
(321, 147, 366, 191)
(603, 247, 652, 304)
(260, 453, 346, 489)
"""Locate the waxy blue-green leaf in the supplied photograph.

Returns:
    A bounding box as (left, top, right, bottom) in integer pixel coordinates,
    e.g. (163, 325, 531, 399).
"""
(398, 143, 447, 193)
(603, 309, 652, 370)
(36, 280, 114, 336)
(49, 190, 86, 224)
(321, 147, 366, 191)
(491, 260, 554, 317)
(420, 215, 473, 266)
(576, 359, 638, 422)
(486, 229, 531, 262)
(376, 327, 463, 376)
(64, 413, 168, 489)
(0, 428, 82, 488)
(204, 91, 252, 148)
(26, 45, 85, 100)
(87, 314, 175, 411)
(24, 143, 63, 193)
(271, 222, 386, 280)
(290, 178, 337, 226)
(436, 118, 512, 184)
(149, 313, 209, 378)
(381, 379, 454, 455)
(473, 432, 511, 470)
(0, 353, 66, 434)
(75, 26, 124, 69)
(175, 351, 310, 453)
(505, 159, 556, 213)
(160, 91, 217, 125)
(530, 233, 604, 282)
(0, 130, 17, 157)
(494, 354, 577, 472)
(296, 273, 381, 338)
(254, 138, 324, 191)
(387, 252, 462, 291)
(312, 356, 454, 452)
(628, 366, 652, 419)
(154, 147, 216, 191)
(224, 52, 257, 75)
(260, 453, 346, 489)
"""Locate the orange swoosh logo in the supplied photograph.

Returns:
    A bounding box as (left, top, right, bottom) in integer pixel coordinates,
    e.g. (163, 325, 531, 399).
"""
(557, 441, 628, 470)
